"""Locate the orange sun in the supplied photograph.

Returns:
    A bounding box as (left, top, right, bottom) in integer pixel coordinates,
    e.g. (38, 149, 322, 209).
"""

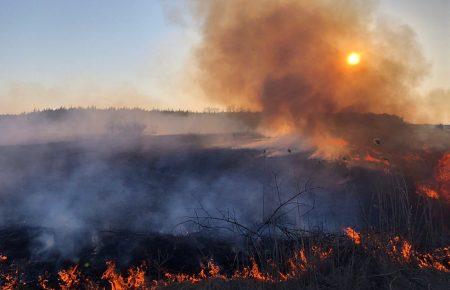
(346, 52, 361, 66)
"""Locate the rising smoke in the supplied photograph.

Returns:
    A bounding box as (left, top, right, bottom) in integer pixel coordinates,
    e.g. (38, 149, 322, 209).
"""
(191, 0, 440, 152)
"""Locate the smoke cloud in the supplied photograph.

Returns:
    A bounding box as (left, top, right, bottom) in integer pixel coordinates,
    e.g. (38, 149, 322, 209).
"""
(0, 109, 361, 259)
(192, 0, 437, 152)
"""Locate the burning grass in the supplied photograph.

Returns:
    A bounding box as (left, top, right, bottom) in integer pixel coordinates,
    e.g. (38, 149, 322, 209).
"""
(0, 112, 448, 289)
(0, 228, 448, 289)
(0, 163, 448, 289)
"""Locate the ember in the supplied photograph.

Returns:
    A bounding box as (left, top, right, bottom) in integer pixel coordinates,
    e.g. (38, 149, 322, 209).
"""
(344, 227, 361, 245)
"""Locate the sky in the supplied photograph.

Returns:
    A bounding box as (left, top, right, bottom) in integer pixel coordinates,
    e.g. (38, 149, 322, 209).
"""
(0, 0, 448, 114)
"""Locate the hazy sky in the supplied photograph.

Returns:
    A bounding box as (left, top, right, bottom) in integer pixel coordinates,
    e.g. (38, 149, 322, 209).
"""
(0, 0, 448, 114)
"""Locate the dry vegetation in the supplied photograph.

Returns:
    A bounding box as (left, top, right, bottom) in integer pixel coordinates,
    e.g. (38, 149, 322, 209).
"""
(0, 172, 448, 289)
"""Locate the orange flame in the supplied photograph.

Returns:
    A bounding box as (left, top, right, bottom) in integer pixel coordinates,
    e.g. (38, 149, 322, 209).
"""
(344, 227, 361, 244)
(1, 238, 448, 288)
(58, 265, 80, 290)
(416, 184, 439, 199)
(364, 154, 390, 166)
(415, 152, 450, 202)
(102, 261, 146, 290)
(232, 258, 273, 282)
(388, 236, 412, 263)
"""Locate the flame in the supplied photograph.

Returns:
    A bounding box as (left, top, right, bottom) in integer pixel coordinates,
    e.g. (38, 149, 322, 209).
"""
(285, 249, 308, 279)
(58, 265, 80, 290)
(416, 184, 439, 199)
(0, 271, 19, 290)
(436, 153, 450, 183)
(388, 236, 412, 263)
(364, 153, 390, 166)
(344, 227, 361, 244)
(102, 261, 146, 290)
(435, 152, 450, 202)
(310, 135, 349, 159)
(232, 258, 273, 282)
(163, 259, 226, 286)
(415, 152, 450, 202)
(38, 276, 52, 290)
(0, 238, 448, 288)
(311, 245, 333, 261)
(417, 247, 450, 273)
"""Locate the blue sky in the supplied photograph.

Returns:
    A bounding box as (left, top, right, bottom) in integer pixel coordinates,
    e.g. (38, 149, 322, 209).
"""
(0, 0, 448, 113)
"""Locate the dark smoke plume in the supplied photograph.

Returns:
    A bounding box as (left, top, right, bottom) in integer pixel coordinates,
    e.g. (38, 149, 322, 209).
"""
(192, 0, 430, 156)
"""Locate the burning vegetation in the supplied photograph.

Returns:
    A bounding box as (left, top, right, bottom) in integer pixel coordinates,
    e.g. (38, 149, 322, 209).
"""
(0, 0, 448, 289)
(0, 228, 448, 289)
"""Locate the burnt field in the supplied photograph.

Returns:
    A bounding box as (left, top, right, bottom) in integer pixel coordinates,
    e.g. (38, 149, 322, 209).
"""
(0, 109, 448, 289)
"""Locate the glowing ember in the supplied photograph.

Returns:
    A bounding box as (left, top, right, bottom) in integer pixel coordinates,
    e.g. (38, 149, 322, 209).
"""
(344, 227, 361, 244)
(416, 184, 439, 199)
(1, 271, 20, 290)
(312, 245, 333, 261)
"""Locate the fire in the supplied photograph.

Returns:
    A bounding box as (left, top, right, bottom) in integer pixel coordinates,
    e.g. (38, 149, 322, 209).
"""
(0, 239, 448, 288)
(417, 247, 450, 273)
(401, 241, 413, 262)
(284, 249, 308, 279)
(102, 261, 146, 290)
(1, 276, 17, 290)
(435, 152, 450, 202)
(163, 259, 226, 286)
(311, 245, 333, 261)
(344, 227, 361, 244)
(416, 184, 439, 199)
(58, 265, 80, 289)
(415, 152, 450, 202)
(346, 52, 361, 66)
(388, 236, 412, 263)
(310, 135, 349, 159)
(436, 153, 450, 183)
(232, 258, 273, 282)
(364, 153, 390, 166)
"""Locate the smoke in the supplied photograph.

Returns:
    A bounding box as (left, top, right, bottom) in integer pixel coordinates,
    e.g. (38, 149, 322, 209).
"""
(0, 109, 362, 259)
(191, 0, 438, 154)
(1, 109, 357, 264)
(0, 108, 254, 146)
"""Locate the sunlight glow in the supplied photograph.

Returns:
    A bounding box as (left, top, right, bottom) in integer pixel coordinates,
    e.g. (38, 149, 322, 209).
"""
(346, 52, 361, 66)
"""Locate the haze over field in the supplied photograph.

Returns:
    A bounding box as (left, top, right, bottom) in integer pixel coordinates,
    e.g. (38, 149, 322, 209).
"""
(0, 0, 448, 124)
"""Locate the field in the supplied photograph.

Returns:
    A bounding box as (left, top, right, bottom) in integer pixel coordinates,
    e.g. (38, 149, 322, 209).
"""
(0, 109, 448, 289)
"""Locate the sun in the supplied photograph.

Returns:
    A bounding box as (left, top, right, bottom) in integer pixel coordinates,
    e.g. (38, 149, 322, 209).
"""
(346, 52, 361, 66)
